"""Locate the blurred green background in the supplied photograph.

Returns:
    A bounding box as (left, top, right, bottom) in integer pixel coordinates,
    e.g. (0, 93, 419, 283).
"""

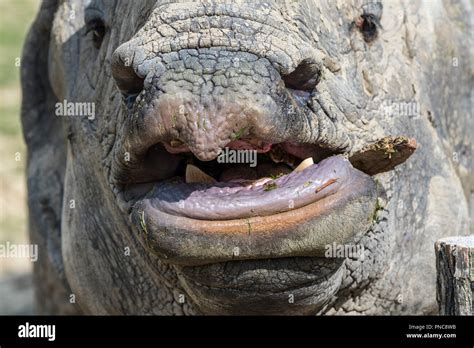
(0, 0, 39, 313)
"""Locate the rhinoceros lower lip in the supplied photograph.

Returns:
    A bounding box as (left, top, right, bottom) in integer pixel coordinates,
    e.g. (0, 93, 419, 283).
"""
(145, 156, 353, 220)
(129, 155, 378, 266)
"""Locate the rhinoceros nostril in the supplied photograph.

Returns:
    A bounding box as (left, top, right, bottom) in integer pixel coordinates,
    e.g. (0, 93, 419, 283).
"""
(111, 54, 145, 106)
(282, 58, 321, 92)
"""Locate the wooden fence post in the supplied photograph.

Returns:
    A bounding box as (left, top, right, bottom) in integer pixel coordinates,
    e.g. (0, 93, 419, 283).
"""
(435, 236, 474, 315)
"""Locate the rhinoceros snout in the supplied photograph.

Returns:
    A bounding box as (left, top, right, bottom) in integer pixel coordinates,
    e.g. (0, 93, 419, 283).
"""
(111, 44, 317, 162)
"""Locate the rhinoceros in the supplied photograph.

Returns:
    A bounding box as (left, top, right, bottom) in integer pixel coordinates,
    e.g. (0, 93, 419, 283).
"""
(21, 0, 472, 315)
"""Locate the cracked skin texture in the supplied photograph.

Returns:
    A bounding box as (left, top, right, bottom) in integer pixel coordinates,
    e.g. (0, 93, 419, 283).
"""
(21, 0, 472, 315)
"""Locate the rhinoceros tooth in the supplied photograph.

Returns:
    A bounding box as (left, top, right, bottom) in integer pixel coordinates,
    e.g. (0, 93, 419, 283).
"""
(170, 139, 184, 148)
(293, 157, 314, 172)
(249, 177, 273, 188)
(185, 164, 217, 184)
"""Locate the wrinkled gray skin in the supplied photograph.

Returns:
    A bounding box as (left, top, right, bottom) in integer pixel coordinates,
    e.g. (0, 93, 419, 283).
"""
(21, 0, 472, 315)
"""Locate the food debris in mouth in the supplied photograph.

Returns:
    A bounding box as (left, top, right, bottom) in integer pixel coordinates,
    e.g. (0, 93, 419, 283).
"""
(263, 182, 278, 191)
(315, 178, 338, 194)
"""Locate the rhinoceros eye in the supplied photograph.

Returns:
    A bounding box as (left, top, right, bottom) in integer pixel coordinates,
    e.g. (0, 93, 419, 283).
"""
(85, 18, 106, 49)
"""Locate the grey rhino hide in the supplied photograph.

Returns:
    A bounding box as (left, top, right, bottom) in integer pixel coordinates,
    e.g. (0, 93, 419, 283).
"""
(21, 0, 472, 315)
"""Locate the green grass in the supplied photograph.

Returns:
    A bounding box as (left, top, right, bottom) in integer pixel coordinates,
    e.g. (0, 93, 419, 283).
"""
(0, 0, 38, 87)
(139, 211, 148, 235)
(0, 216, 27, 244)
(0, 0, 38, 137)
(0, 102, 23, 136)
(231, 127, 247, 140)
(0, 0, 38, 275)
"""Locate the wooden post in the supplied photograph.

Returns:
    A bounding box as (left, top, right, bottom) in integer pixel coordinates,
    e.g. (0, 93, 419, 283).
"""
(435, 236, 474, 315)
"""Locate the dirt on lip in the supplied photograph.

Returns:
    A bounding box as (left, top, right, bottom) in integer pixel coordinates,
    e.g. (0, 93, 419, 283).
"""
(349, 136, 417, 175)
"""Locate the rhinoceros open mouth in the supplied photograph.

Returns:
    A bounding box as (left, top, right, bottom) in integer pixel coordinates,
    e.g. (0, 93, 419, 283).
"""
(119, 138, 382, 266)
(144, 140, 363, 220)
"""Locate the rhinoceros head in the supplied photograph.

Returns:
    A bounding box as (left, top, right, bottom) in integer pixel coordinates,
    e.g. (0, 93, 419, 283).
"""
(21, 0, 471, 315)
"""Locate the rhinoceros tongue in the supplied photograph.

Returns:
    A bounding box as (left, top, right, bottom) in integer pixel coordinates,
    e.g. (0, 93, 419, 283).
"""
(145, 155, 362, 220)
